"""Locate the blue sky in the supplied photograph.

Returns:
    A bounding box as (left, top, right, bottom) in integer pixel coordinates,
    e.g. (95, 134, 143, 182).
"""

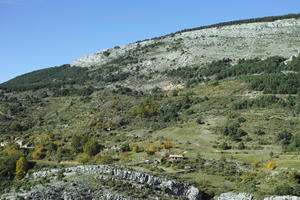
(0, 0, 299, 83)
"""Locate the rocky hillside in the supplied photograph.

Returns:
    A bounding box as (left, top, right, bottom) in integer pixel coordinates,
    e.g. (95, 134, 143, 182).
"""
(1, 14, 300, 200)
(72, 18, 300, 69)
(71, 16, 300, 88)
(1, 165, 201, 200)
(1, 14, 300, 92)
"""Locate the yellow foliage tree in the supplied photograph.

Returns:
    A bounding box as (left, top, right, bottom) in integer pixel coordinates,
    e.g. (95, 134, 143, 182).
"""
(31, 145, 45, 160)
(131, 145, 140, 153)
(266, 161, 276, 169)
(149, 145, 158, 152)
(15, 156, 28, 180)
(76, 153, 90, 164)
(147, 145, 159, 155)
(162, 141, 172, 149)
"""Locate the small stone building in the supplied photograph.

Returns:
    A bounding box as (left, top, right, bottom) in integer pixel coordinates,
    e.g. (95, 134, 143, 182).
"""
(168, 154, 185, 161)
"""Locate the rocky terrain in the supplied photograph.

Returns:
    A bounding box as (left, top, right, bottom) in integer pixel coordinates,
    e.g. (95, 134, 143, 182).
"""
(1, 165, 202, 200)
(216, 192, 300, 200)
(72, 18, 300, 77)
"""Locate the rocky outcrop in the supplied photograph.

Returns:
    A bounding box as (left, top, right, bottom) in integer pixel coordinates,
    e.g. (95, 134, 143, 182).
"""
(264, 196, 300, 200)
(215, 193, 300, 200)
(2, 165, 202, 200)
(216, 192, 254, 200)
(38, 165, 202, 199)
(68, 18, 300, 90)
(71, 18, 300, 73)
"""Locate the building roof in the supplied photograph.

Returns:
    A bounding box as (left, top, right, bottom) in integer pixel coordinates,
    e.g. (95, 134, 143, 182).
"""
(169, 154, 184, 158)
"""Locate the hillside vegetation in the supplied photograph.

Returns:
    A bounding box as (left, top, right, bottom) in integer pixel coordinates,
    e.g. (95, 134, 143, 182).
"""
(1, 14, 300, 199)
(0, 52, 300, 198)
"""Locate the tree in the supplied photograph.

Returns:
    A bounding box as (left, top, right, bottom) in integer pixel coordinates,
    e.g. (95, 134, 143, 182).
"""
(76, 153, 90, 164)
(0, 155, 20, 180)
(120, 143, 130, 152)
(98, 155, 114, 164)
(83, 140, 102, 156)
(254, 129, 265, 136)
(220, 142, 231, 150)
(9, 122, 22, 132)
(162, 141, 172, 149)
(31, 145, 46, 160)
(274, 184, 294, 195)
(71, 135, 82, 153)
(276, 130, 292, 145)
(71, 134, 89, 153)
(238, 142, 246, 150)
(266, 161, 276, 169)
(147, 145, 158, 155)
(15, 156, 28, 180)
(131, 145, 140, 153)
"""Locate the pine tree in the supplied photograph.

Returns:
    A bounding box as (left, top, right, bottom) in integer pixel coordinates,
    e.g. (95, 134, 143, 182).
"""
(15, 156, 28, 180)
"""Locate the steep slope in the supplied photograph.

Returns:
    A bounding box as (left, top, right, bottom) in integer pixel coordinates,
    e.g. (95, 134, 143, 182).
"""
(71, 16, 300, 74)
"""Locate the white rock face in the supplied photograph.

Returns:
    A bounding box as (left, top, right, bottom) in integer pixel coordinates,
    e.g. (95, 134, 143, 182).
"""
(264, 196, 300, 200)
(216, 193, 300, 200)
(27, 165, 202, 200)
(216, 192, 254, 200)
(71, 18, 300, 73)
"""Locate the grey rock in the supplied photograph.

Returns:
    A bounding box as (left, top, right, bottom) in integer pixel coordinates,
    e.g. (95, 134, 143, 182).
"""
(216, 192, 253, 200)
(1, 165, 202, 200)
(264, 196, 300, 200)
(70, 18, 300, 90)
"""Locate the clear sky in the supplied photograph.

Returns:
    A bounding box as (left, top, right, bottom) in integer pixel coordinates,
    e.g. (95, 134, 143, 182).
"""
(0, 0, 299, 83)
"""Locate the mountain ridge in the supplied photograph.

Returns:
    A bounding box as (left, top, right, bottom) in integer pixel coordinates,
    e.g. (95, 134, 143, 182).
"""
(71, 14, 300, 69)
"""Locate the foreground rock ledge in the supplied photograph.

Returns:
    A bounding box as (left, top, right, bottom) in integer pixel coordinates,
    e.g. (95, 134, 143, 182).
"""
(216, 192, 300, 200)
(1, 165, 202, 200)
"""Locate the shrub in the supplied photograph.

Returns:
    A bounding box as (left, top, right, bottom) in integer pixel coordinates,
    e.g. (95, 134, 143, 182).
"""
(76, 153, 90, 164)
(220, 123, 247, 141)
(250, 162, 261, 168)
(254, 129, 265, 136)
(162, 141, 172, 149)
(15, 157, 28, 180)
(83, 140, 102, 156)
(266, 161, 276, 169)
(120, 143, 130, 152)
(220, 142, 231, 150)
(71, 135, 82, 153)
(274, 184, 294, 195)
(146, 145, 158, 155)
(0, 155, 20, 180)
(287, 134, 300, 151)
(31, 146, 46, 160)
(131, 145, 140, 153)
(276, 130, 292, 145)
(237, 117, 246, 123)
(97, 155, 114, 164)
(71, 134, 89, 153)
(134, 101, 158, 118)
(9, 122, 22, 132)
(237, 142, 246, 150)
(196, 117, 205, 124)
